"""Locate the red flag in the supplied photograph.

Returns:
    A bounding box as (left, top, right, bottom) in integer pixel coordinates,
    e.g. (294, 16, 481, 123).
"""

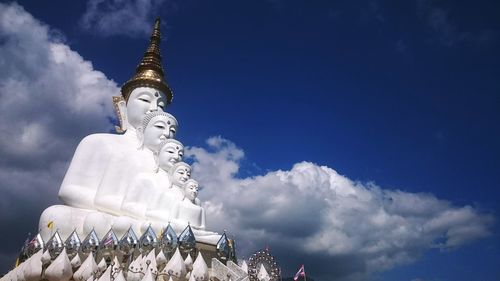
(293, 265, 305, 281)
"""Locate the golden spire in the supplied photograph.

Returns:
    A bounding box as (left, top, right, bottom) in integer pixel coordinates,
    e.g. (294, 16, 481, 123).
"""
(121, 17, 173, 104)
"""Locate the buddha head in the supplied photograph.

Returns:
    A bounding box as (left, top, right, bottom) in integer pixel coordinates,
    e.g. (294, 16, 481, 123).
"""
(157, 139, 184, 172)
(121, 19, 173, 130)
(183, 179, 199, 203)
(126, 87, 168, 130)
(169, 162, 191, 187)
(138, 111, 178, 152)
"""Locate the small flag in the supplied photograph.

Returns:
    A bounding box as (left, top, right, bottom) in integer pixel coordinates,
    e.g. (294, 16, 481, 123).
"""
(293, 265, 306, 281)
(47, 221, 54, 229)
(28, 235, 39, 247)
(103, 234, 114, 246)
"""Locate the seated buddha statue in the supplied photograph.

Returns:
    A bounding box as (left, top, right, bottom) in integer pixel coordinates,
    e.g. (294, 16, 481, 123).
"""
(145, 161, 192, 226)
(93, 109, 178, 216)
(83, 110, 179, 237)
(172, 179, 206, 230)
(121, 133, 184, 220)
(143, 164, 219, 242)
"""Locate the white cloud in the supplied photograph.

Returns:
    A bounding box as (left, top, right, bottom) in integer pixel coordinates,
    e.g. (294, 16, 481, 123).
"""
(0, 2, 119, 265)
(80, 0, 172, 37)
(187, 136, 494, 281)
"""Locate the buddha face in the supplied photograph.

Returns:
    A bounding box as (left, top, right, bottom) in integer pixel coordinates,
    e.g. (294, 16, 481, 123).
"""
(172, 165, 191, 186)
(143, 115, 178, 153)
(184, 181, 199, 202)
(158, 142, 184, 171)
(127, 87, 167, 129)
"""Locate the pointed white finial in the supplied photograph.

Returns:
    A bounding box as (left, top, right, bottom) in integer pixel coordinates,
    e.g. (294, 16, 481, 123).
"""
(44, 248, 72, 281)
(144, 248, 158, 276)
(97, 264, 112, 281)
(140, 269, 155, 281)
(41, 250, 51, 265)
(162, 247, 186, 278)
(127, 255, 144, 281)
(73, 252, 97, 281)
(156, 249, 167, 268)
(114, 270, 126, 281)
(184, 253, 193, 271)
(97, 258, 107, 274)
(191, 251, 209, 281)
(70, 254, 81, 269)
(23, 250, 43, 281)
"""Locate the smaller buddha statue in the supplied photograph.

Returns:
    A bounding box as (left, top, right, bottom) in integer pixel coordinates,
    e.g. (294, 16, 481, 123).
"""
(93, 110, 178, 216)
(145, 162, 192, 228)
(154, 138, 185, 172)
(137, 111, 178, 152)
(121, 137, 184, 220)
(171, 179, 206, 230)
(169, 161, 192, 201)
(84, 111, 179, 236)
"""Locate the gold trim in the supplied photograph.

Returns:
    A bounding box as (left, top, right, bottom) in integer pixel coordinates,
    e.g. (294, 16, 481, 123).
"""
(121, 17, 173, 104)
(112, 96, 126, 133)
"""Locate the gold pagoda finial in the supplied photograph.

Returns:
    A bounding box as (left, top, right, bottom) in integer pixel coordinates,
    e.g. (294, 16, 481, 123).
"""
(121, 17, 173, 104)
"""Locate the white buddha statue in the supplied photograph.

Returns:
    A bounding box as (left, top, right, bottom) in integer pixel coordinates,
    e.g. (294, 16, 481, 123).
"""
(59, 17, 173, 211)
(145, 162, 192, 226)
(92, 110, 178, 216)
(167, 176, 219, 243)
(83, 110, 178, 238)
(121, 128, 184, 220)
(39, 18, 174, 241)
(172, 179, 206, 230)
(169, 161, 192, 201)
(143, 164, 219, 243)
(38, 18, 222, 245)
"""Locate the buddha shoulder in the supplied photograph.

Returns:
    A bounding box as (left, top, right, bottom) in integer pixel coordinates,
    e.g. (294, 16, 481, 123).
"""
(76, 133, 123, 150)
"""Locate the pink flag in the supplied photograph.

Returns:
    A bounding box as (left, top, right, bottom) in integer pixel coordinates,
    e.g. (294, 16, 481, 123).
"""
(28, 236, 38, 246)
(103, 234, 114, 246)
(293, 265, 305, 281)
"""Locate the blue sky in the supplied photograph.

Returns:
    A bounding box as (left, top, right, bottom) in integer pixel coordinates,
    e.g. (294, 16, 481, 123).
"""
(0, 0, 499, 280)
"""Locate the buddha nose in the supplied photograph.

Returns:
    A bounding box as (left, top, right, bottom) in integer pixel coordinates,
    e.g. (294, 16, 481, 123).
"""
(148, 101, 158, 112)
(165, 128, 174, 139)
(163, 127, 171, 139)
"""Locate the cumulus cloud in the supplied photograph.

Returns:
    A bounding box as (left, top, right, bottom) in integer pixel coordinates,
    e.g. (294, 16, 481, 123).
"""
(0, 2, 118, 269)
(80, 0, 173, 37)
(187, 136, 494, 281)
